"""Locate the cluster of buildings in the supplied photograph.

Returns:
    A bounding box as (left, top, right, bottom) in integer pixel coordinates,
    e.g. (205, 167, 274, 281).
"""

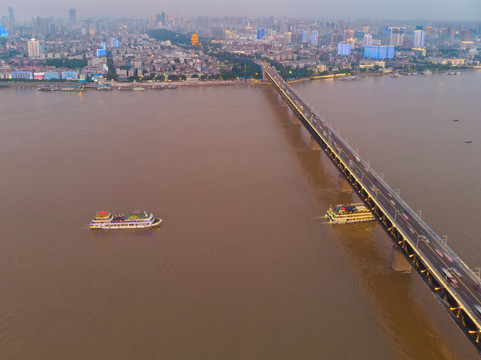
(0, 8, 480, 82)
(217, 19, 479, 73)
(10, 70, 78, 80)
(0, 28, 229, 81)
(0, 8, 225, 81)
(336, 27, 426, 59)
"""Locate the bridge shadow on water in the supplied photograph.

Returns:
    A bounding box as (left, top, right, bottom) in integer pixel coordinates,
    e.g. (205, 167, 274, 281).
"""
(259, 85, 475, 359)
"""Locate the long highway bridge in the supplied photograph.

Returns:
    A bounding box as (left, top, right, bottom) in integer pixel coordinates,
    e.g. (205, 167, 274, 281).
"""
(258, 60, 481, 353)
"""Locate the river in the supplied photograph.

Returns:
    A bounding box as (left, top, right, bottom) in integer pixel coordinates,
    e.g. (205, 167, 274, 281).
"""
(1, 71, 480, 359)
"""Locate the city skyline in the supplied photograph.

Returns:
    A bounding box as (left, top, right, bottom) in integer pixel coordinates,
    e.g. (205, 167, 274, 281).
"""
(3, 0, 481, 21)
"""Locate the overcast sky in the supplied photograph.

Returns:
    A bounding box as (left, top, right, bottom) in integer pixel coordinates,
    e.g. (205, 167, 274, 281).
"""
(5, 0, 481, 21)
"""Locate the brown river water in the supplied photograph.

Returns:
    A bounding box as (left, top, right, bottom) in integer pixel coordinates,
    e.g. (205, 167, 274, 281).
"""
(1, 71, 480, 359)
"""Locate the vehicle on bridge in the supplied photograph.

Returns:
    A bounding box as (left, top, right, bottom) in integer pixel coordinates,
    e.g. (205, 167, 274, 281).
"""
(451, 267, 463, 278)
(474, 305, 481, 318)
(442, 268, 459, 287)
(435, 248, 445, 258)
(419, 235, 429, 243)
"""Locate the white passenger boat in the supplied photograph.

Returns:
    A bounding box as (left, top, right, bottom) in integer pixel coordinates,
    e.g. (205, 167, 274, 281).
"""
(90, 211, 162, 229)
(325, 203, 375, 224)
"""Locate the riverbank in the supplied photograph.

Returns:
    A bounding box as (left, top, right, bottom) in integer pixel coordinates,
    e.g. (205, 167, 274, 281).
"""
(0, 79, 254, 89)
(2, 67, 478, 90)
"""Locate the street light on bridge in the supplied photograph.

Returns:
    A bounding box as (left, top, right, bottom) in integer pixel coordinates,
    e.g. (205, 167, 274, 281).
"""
(441, 235, 448, 245)
(475, 268, 481, 280)
(394, 210, 401, 221)
(417, 235, 428, 247)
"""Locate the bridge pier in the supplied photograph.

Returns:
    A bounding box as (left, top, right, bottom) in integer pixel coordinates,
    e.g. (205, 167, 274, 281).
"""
(311, 137, 321, 151)
(337, 175, 352, 192)
(391, 245, 412, 273)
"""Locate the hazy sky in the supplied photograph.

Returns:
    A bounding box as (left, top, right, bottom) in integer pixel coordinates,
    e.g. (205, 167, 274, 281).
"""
(5, 0, 481, 21)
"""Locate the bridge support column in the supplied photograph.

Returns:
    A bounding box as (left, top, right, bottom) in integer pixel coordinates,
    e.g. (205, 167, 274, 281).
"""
(337, 175, 352, 192)
(311, 137, 321, 151)
(391, 246, 412, 273)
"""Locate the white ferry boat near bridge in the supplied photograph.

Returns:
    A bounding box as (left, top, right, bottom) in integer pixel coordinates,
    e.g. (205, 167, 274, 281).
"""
(325, 203, 376, 224)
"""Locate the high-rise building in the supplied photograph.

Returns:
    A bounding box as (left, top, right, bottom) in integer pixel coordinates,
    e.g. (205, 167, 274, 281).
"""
(0, 23, 8, 37)
(330, 33, 343, 45)
(386, 27, 405, 46)
(33, 17, 50, 35)
(257, 28, 266, 40)
(338, 43, 351, 55)
(8, 7, 14, 24)
(363, 34, 372, 46)
(155, 14, 161, 27)
(310, 31, 319, 46)
(96, 49, 107, 57)
(344, 29, 354, 41)
(413, 30, 425, 48)
(301, 31, 308, 43)
(460, 30, 471, 41)
(110, 38, 119, 48)
(283, 32, 292, 44)
(7, 6, 15, 34)
(364, 45, 394, 59)
(89, 22, 97, 35)
(69, 9, 76, 24)
(28, 38, 40, 58)
(446, 28, 455, 40)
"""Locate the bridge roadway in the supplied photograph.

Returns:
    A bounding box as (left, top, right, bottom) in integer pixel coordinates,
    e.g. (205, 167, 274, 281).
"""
(259, 61, 481, 352)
